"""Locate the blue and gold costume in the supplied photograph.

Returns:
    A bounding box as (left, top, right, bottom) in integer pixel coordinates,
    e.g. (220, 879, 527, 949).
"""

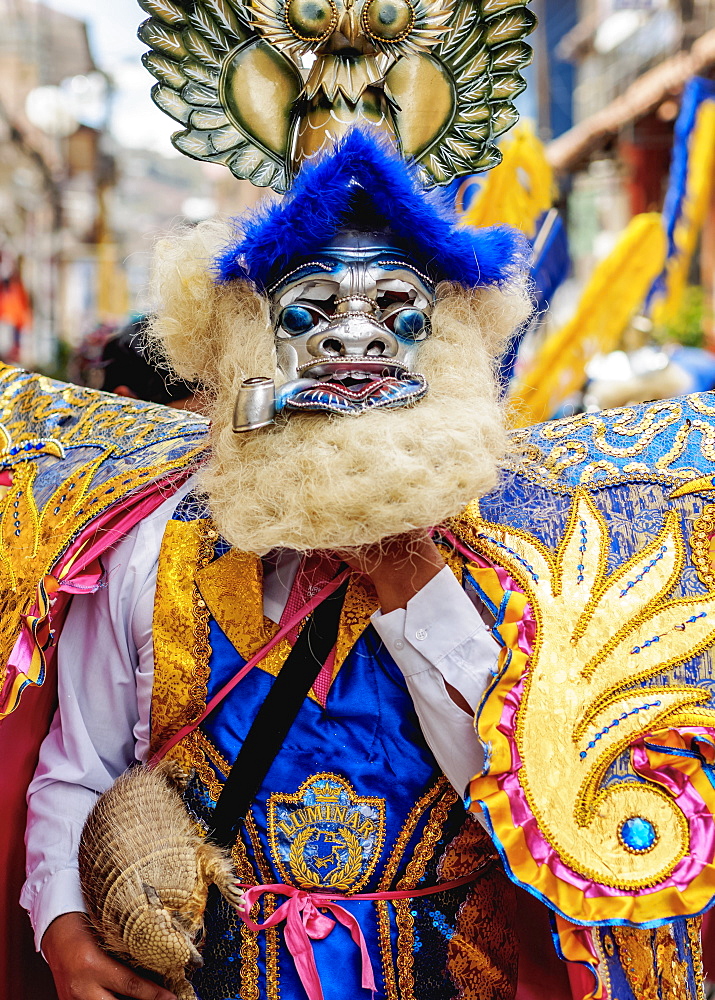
(0, 369, 713, 997)
(151, 496, 519, 1000)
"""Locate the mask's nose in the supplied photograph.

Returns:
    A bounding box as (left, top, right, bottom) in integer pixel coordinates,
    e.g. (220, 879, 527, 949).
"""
(306, 313, 399, 359)
(329, 2, 375, 53)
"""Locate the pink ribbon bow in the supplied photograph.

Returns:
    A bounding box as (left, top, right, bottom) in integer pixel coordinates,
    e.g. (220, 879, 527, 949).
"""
(239, 883, 376, 1000)
(235, 870, 487, 999)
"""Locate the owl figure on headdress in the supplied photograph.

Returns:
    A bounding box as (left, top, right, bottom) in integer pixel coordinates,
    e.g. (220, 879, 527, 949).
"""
(138, 0, 536, 191)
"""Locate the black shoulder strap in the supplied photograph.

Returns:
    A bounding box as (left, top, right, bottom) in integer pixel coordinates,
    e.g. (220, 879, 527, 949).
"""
(209, 576, 349, 849)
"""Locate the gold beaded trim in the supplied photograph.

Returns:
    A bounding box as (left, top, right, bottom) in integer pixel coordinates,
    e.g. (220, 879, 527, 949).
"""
(691, 504, 715, 590)
(243, 809, 281, 997)
(239, 911, 261, 1000)
(394, 898, 416, 1000)
(687, 917, 706, 1000)
(263, 892, 281, 1000)
(399, 783, 458, 890)
(360, 0, 416, 45)
(284, 0, 338, 43)
(375, 899, 399, 1000)
(377, 777, 452, 890)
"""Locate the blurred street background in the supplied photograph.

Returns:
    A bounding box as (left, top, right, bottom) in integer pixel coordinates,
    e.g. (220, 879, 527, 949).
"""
(0, 0, 713, 416)
(0, 0, 262, 374)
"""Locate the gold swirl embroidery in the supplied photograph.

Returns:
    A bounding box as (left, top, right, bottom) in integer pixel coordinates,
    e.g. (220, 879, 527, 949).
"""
(687, 917, 706, 1000)
(656, 420, 691, 469)
(691, 505, 715, 590)
(502, 397, 715, 493)
(264, 891, 281, 1000)
(378, 778, 451, 890)
(195, 728, 231, 776)
(243, 810, 280, 998)
(239, 900, 261, 1000)
(542, 441, 589, 475)
(150, 518, 215, 754)
(541, 402, 683, 457)
(231, 832, 255, 886)
(399, 785, 458, 890)
(690, 396, 715, 417)
(184, 730, 225, 803)
(375, 900, 398, 1000)
(456, 490, 715, 891)
(394, 898, 416, 1000)
(579, 460, 619, 483)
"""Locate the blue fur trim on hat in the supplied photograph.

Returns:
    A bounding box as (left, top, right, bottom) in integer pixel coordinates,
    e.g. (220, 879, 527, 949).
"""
(214, 131, 529, 290)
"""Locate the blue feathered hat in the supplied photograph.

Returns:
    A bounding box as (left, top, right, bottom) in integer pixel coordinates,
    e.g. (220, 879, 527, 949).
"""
(214, 131, 529, 291)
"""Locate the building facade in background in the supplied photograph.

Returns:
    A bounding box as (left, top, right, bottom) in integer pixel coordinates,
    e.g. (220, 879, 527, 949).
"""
(0, 0, 257, 372)
(558, 0, 714, 262)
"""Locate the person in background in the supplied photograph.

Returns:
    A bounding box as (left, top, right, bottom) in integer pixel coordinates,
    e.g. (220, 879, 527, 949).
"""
(100, 318, 202, 412)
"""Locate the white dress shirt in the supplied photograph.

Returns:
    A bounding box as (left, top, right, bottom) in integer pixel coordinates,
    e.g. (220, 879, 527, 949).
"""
(22, 481, 499, 948)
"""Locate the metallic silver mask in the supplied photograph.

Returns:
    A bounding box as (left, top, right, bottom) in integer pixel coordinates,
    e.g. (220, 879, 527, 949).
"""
(234, 235, 435, 432)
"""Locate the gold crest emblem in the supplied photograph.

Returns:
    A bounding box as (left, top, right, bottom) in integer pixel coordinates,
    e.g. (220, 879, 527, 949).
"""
(267, 773, 386, 892)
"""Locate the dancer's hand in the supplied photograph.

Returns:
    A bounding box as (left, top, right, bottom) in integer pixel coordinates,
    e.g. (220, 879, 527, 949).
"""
(42, 912, 177, 1000)
(338, 532, 472, 714)
(338, 531, 446, 613)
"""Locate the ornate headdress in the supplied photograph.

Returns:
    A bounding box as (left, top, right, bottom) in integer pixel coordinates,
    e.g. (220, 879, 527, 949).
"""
(138, 0, 536, 192)
(139, 0, 535, 428)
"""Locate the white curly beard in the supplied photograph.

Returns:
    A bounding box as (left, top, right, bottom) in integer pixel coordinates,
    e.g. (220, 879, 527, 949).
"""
(197, 286, 528, 554)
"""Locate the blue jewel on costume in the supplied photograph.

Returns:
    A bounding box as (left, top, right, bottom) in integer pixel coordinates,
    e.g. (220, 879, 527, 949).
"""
(619, 817, 658, 853)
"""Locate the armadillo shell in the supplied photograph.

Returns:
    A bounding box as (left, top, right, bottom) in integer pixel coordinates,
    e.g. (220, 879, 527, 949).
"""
(78, 764, 203, 961)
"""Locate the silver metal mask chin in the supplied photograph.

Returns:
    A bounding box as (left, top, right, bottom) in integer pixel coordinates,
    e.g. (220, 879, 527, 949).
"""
(233, 235, 436, 432)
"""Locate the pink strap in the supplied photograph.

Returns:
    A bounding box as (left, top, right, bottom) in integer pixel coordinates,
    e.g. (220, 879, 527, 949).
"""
(436, 527, 479, 563)
(150, 567, 351, 765)
(236, 869, 488, 1000)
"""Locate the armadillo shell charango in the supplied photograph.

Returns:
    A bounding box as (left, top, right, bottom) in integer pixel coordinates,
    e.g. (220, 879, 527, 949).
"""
(78, 761, 243, 1000)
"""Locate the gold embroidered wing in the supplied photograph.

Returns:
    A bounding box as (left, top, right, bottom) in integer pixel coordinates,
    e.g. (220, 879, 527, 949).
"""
(457, 486, 715, 925)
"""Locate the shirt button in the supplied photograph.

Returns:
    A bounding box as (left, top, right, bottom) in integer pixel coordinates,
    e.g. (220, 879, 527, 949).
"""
(415, 629, 428, 641)
(394, 639, 404, 650)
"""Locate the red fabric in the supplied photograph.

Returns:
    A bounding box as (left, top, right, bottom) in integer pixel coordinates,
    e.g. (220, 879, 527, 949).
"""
(514, 886, 574, 1000)
(279, 553, 342, 707)
(0, 473, 192, 998)
(0, 656, 59, 999)
(0, 275, 32, 331)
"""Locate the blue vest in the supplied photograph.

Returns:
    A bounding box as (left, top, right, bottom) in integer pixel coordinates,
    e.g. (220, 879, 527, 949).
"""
(151, 497, 517, 1000)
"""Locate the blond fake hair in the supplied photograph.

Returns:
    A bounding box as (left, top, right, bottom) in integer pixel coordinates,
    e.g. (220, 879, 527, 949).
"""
(149, 221, 531, 554)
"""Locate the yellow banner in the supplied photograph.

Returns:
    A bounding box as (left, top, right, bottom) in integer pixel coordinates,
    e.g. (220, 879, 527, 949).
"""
(460, 124, 554, 238)
(508, 214, 667, 428)
(652, 100, 715, 328)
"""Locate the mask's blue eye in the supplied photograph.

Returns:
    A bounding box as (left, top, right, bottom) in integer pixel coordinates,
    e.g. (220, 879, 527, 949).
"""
(279, 305, 317, 335)
(392, 309, 429, 341)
